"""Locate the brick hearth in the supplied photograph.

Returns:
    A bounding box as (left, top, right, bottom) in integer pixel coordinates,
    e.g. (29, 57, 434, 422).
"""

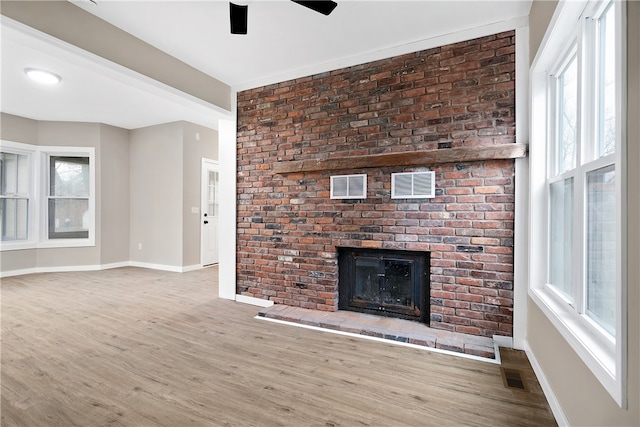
(259, 304, 496, 359)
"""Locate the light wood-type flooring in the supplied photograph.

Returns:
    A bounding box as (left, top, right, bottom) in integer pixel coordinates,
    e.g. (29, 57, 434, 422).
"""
(1, 266, 556, 427)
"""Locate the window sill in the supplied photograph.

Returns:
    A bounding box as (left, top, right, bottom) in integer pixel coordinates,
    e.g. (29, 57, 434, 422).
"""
(529, 286, 623, 406)
(0, 241, 38, 252)
(1, 239, 95, 251)
(38, 239, 95, 249)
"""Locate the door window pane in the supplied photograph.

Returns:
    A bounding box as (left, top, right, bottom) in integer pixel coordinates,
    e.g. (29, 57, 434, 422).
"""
(557, 55, 578, 174)
(586, 165, 616, 334)
(208, 170, 218, 217)
(549, 178, 574, 300)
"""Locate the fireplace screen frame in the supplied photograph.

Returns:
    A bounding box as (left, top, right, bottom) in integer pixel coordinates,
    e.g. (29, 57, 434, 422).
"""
(338, 247, 430, 324)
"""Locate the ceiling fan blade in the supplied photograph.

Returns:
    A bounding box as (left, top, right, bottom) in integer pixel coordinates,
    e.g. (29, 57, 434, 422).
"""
(291, 1, 337, 16)
(230, 2, 248, 35)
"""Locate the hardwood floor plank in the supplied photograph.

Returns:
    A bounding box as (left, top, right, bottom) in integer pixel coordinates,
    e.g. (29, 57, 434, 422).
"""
(1, 267, 555, 426)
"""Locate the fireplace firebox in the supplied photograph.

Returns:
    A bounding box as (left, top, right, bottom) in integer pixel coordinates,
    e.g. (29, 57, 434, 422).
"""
(338, 247, 430, 324)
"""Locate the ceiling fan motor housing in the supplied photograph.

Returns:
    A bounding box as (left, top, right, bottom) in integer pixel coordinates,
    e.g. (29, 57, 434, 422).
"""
(230, 3, 248, 35)
(230, 1, 337, 35)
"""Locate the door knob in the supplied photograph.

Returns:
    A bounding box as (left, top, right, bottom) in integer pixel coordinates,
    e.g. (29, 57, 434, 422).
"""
(204, 220, 209, 224)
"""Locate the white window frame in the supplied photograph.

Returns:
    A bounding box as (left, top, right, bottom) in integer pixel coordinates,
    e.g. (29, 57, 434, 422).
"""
(0, 141, 95, 251)
(0, 141, 37, 250)
(529, 0, 626, 407)
(40, 146, 96, 248)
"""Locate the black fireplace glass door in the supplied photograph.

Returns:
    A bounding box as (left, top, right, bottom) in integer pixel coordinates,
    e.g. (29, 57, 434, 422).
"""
(338, 247, 429, 323)
(353, 256, 416, 310)
(382, 259, 414, 309)
(354, 257, 380, 304)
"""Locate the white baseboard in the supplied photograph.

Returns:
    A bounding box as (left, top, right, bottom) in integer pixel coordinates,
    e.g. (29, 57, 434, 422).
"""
(0, 267, 38, 278)
(523, 340, 569, 427)
(235, 294, 274, 308)
(1, 261, 202, 278)
(128, 261, 184, 273)
(492, 335, 514, 365)
(493, 335, 514, 349)
(0, 262, 130, 278)
(99, 262, 131, 270)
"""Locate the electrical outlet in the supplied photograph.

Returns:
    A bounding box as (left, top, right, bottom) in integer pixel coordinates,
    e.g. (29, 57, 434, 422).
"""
(138, 243, 142, 250)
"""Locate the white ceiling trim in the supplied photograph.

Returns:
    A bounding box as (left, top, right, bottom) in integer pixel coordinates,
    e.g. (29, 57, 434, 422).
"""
(232, 15, 529, 92)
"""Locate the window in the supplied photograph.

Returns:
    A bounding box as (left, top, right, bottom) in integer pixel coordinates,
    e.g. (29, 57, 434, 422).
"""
(0, 141, 95, 250)
(585, 164, 616, 333)
(0, 149, 32, 242)
(530, 0, 626, 406)
(555, 52, 578, 174)
(48, 156, 90, 239)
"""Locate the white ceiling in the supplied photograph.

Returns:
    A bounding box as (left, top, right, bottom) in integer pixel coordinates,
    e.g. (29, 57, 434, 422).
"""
(1, 0, 532, 131)
(1, 20, 224, 130)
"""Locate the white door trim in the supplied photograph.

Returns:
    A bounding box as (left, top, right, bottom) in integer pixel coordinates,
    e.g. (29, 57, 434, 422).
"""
(201, 158, 219, 267)
(218, 118, 237, 300)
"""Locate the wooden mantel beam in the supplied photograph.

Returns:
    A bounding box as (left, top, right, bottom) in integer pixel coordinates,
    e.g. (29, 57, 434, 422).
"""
(272, 143, 528, 174)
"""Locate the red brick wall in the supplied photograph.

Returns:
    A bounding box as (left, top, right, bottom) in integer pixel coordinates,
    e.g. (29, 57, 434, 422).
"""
(236, 31, 516, 338)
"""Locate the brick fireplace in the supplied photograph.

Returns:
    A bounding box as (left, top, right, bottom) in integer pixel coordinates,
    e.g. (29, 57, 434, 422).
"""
(236, 31, 517, 339)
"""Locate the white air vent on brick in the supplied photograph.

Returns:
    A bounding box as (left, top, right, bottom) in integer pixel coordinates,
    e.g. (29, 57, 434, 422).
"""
(391, 171, 436, 199)
(330, 174, 367, 199)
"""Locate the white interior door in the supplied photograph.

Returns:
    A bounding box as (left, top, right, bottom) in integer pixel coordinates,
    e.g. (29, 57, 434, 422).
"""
(201, 159, 219, 266)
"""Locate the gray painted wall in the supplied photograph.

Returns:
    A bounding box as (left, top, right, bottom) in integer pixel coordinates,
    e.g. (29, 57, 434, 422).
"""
(129, 122, 184, 268)
(0, 113, 37, 143)
(528, 0, 558, 65)
(128, 121, 218, 269)
(1, 113, 218, 274)
(182, 122, 218, 267)
(100, 124, 131, 265)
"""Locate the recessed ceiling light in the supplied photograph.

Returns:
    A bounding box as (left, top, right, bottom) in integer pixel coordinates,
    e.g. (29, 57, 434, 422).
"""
(24, 68, 62, 85)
